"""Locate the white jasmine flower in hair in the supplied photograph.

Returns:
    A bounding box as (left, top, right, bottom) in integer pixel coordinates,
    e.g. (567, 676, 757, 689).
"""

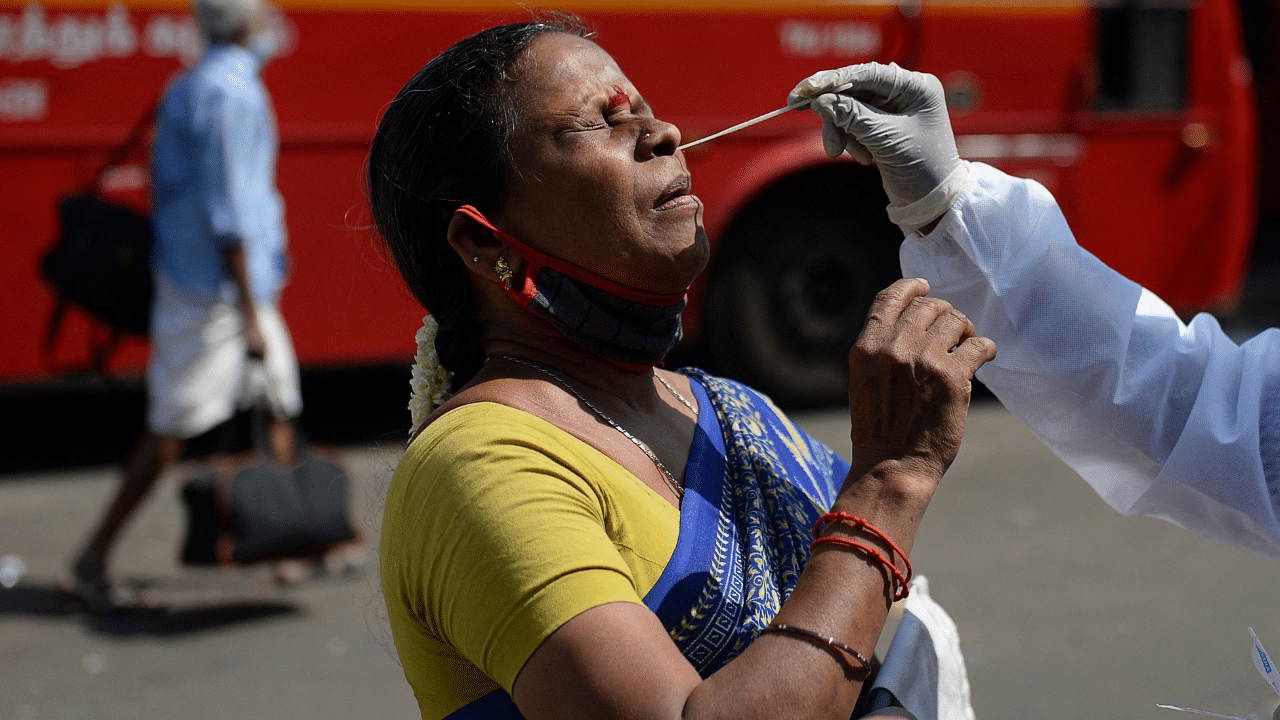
(409, 315, 453, 434)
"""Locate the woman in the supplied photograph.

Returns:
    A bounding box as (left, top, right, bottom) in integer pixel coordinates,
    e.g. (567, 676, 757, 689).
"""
(369, 15, 995, 720)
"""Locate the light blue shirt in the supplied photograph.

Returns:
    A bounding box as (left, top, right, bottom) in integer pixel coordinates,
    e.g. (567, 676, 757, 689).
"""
(150, 43, 287, 305)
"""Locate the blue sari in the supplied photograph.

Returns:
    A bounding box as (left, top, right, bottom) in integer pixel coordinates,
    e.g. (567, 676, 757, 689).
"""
(446, 370, 962, 720)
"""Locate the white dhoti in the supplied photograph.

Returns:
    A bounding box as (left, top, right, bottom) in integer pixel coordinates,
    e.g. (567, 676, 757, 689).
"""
(146, 273, 302, 439)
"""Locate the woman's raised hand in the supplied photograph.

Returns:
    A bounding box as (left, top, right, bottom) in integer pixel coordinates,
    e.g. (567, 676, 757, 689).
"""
(788, 62, 968, 235)
(843, 277, 995, 501)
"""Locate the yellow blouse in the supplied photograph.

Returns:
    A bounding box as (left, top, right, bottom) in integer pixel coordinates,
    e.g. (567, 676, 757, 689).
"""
(380, 401, 682, 720)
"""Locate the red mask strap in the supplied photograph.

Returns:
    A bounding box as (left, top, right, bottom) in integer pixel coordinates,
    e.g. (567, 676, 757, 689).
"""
(455, 205, 538, 305)
(454, 204, 687, 307)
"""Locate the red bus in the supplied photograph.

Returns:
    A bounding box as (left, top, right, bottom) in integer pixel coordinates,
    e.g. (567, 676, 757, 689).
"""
(1, 0, 1257, 406)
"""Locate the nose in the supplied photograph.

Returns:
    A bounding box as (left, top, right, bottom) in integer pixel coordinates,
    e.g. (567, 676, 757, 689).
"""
(639, 118, 681, 158)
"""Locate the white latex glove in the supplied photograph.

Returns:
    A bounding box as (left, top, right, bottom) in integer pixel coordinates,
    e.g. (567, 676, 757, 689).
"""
(789, 62, 968, 235)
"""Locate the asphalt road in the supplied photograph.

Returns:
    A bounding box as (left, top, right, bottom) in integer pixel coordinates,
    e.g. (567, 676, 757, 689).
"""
(3, 398, 1279, 720)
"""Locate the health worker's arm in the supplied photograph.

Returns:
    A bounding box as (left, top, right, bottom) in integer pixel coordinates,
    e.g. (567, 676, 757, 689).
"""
(792, 61, 1280, 563)
(900, 160, 1280, 563)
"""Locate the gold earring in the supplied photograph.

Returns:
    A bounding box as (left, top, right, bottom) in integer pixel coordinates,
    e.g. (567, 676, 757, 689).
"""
(494, 257, 514, 291)
(472, 256, 480, 263)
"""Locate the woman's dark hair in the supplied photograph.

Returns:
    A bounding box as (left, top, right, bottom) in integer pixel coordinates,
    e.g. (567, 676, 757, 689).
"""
(367, 13, 593, 386)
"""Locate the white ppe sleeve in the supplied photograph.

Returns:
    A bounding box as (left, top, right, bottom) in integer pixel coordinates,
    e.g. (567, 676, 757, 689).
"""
(900, 161, 1280, 562)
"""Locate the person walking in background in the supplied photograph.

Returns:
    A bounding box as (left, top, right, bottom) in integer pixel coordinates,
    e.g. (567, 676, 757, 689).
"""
(61, 0, 303, 610)
(789, 62, 1280, 563)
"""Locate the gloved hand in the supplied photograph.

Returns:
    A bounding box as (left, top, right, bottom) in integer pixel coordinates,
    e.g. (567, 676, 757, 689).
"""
(789, 62, 968, 235)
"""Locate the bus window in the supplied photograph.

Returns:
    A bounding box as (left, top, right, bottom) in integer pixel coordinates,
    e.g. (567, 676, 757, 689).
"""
(1096, 3, 1188, 111)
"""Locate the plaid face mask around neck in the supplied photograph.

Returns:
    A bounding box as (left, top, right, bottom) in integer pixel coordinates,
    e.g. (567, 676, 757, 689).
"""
(455, 205, 687, 371)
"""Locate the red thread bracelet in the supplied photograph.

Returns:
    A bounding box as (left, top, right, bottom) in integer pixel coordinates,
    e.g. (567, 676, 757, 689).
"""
(812, 512, 913, 600)
(813, 513, 911, 570)
(810, 536, 910, 601)
(813, 512, 912, 582)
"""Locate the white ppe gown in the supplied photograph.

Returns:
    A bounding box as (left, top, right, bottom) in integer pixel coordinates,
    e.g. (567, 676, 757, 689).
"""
(900, 161, 1280, 562)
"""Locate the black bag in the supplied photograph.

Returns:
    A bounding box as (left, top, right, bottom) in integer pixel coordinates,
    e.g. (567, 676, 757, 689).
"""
(42, 193, 154, 336)
(180, 413, 358, 566)
(39, 99, 157, 373)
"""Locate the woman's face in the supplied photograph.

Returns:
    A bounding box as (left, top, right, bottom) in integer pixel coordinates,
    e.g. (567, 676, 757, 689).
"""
(494, 32, 709, 295)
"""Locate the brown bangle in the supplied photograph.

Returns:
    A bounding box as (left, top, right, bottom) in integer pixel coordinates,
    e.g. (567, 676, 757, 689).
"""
(761, 622, 870, 674)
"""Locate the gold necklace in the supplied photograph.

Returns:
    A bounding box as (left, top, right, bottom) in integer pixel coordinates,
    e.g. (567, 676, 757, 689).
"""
(498, 355, 686, 501)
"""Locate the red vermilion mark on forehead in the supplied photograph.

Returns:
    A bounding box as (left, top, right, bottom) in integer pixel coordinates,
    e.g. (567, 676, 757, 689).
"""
(607, 85, 630, 109)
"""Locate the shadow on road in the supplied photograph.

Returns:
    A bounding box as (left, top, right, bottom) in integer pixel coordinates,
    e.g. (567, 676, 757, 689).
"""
(86, 601, 299, 637)
(0, 581, 300, 636)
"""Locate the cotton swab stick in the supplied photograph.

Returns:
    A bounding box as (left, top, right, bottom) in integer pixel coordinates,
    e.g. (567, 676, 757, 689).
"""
(677, 82, 854, 151)
(1157, 704, 1252, 720)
